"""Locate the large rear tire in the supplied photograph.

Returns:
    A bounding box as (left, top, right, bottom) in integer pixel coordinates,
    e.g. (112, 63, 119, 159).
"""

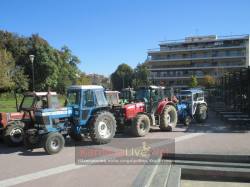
(90, 111, 116, 144)
(43, 132, 65, 155)
(3, 121, 24, 146)
(131, 114, 150, 137)
(160, 105, 178, 132)
(195, 104, 208, 123)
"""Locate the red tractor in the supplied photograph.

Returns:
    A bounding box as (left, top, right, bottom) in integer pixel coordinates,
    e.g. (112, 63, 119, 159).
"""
(0, 92, 59, 146)
(107, 86, 178, 137)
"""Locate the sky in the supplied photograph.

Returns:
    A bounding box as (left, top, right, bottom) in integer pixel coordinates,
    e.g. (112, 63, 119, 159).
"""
(1, 0, 250, 76)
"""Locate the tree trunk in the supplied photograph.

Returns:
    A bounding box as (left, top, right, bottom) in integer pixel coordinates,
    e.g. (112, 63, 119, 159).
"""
(14, 90, 19, 112)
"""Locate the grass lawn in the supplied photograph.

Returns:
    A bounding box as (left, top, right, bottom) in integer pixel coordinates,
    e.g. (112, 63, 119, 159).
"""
(0, 98, 19, 112)
(0, 95, 66, 113)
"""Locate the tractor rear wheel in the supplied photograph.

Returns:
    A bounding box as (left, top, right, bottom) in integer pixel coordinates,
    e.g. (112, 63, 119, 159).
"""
(160, 105, 177, 132)
(43, 132, 65, 155)
(195, 105, 208, 123)
(90, 111, 116, 144)
(3, 121, 24, 146)
(131, 114, 150, 137)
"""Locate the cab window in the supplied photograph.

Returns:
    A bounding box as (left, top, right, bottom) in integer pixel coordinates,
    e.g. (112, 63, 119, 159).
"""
(67, 91, 80, 106)
(83, 90, 95, 107)
(95, 90, 108, 106)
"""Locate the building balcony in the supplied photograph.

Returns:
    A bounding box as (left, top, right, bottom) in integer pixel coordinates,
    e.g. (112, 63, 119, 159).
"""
(147, 55, 246, 62)
(148, 65, 246, 71)
(149, 75, 221, 80)
(148, 45, 246, 54)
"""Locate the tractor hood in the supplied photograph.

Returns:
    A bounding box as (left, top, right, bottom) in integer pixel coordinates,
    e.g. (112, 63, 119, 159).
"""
(0, 112, 24, 128)
(35, 107, 73, 117)
(122, 102, 145, 120)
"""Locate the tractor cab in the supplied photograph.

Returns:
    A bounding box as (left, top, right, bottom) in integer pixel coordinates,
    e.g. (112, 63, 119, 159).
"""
(20, 92, 59, 111)
(136, 86, 158, 102)
(66, 85, 109, 124)
(177, 89, 208, 125)
(135, 86, 170, 113)
(105, 91, 121, 106)
(178, 89, 205, 115)
(120, 88, 135, 104)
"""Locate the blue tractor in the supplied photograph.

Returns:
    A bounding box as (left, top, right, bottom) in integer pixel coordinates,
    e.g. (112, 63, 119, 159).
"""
(177, 89, 208, 126)
(24, 85, 117, 154)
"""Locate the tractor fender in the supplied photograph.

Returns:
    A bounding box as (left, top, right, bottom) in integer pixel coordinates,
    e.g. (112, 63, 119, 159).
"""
(156, 99, 176, 115)
(86, 107, 114, 128)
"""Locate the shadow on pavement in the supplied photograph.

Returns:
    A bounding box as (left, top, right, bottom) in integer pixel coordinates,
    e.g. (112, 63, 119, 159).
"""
(0, 141, 47, 156)
(183, 111, 250, 134)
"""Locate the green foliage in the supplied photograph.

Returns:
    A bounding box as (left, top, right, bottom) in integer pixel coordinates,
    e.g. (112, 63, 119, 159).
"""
(11, 66, 29, 92)
(189, 75, 198, 88)
(111, 63, 133, 90)
(0, 49, 14, 90)
(0, 30, 81, 94)
(77, 73, 91, 85)
(202, 75, 216, 88)
(132, 63, 150, 88)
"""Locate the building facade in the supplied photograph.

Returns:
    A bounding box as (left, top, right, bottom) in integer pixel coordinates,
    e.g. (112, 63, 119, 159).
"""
(145, 35, 250, 88)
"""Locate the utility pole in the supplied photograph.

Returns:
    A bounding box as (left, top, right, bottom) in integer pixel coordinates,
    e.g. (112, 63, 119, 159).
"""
(29, 54, 35, 91)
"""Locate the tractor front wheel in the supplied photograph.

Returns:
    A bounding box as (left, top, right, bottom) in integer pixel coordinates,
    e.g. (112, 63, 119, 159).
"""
(43, 132, 65, 155)
(183, 115, 192, 126)
(90, 111, 116, 144)
(160, 105, 178, 132)
(131, 114, 150, 137)
(3, 121, 24, 146)
(195, 105, 208, 123)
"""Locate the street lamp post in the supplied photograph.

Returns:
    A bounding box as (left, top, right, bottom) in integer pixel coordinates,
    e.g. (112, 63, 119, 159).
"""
(29, 55, 35, 91)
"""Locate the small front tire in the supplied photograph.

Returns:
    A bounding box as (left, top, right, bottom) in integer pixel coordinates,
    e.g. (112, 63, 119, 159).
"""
(43, 132, 65, 155)
(183, 116, 192, 126)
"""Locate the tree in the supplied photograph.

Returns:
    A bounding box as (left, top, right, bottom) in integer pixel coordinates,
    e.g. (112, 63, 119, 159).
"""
(132, 63, 150, 88)
(0, 49, 14, 91)
(77, 73, 91, 85)
(111, 63, 133, 90)
(202, 75, 216, 88)
(189, 75, 198, 88)
(11, 66, 29, 110)
(0, 30, 81, 94)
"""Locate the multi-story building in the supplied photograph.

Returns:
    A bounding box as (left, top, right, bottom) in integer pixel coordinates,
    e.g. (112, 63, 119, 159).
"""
(145, 35, 250, 88)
